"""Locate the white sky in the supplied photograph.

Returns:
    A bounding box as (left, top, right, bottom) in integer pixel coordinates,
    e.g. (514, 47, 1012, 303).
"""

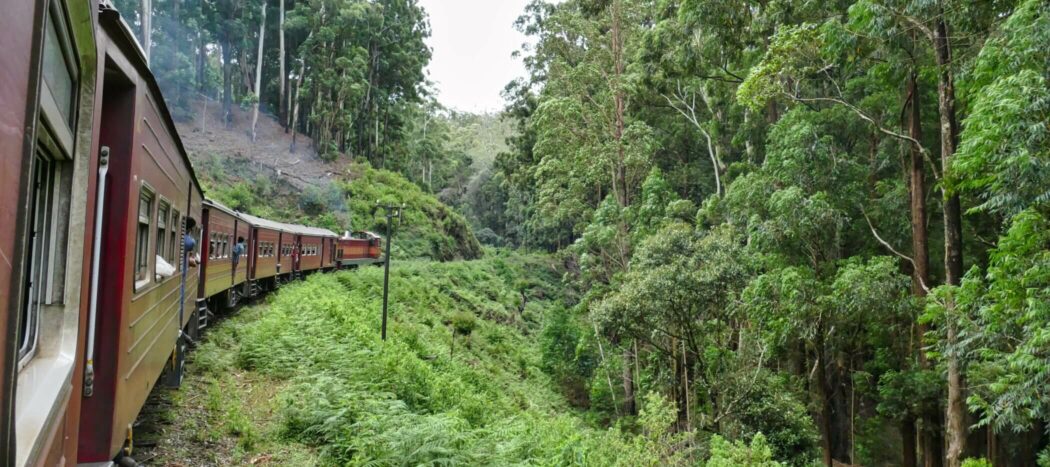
(417, 0, 533, 113)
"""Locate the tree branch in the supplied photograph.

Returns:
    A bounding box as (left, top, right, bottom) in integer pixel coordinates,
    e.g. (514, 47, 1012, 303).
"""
(862, 209, 932, 294)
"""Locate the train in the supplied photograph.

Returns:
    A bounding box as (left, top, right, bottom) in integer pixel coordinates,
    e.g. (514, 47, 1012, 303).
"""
(0, 2, 382, 465)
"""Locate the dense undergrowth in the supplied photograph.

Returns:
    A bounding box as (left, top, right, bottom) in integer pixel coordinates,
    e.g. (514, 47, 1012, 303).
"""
(173, 254, 782, 466)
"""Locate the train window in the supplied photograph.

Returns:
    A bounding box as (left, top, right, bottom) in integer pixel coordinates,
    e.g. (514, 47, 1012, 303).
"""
(156, 200, 168, 279)
(170, 210, 180, 266)
(222, 234, 229, 258)
(41, 4, 78, 134)
(209, 233, 216, 260)
(17, 153, 60, 367)
(135, 186, 154, 290)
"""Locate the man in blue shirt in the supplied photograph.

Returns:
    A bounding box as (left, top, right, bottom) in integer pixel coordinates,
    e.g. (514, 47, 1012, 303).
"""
(180, 217, 199, 344)
(232, 236, 246, 270)
(183, 217, 198, 268)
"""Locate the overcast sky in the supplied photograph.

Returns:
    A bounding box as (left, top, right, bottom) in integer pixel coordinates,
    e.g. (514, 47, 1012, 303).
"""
(417, 0, 533, 113)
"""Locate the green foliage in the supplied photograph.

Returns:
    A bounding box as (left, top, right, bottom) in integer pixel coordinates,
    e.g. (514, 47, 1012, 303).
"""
(961, 458, 993, 467)
(232, 255, 704, 465)
(953, 210, 1050, 432)
(954, 0, 1050, 216)
(737, 23, 823, 111)
(344, 162, 482, 261)
(707, 433, 783, 467)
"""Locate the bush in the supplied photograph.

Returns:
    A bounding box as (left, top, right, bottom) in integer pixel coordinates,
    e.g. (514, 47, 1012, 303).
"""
(707, 433, 783, 467)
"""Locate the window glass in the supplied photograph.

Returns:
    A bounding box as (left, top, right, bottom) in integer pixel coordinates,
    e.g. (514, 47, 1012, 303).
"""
(42, 9, 76, 128)
(156, 201, 168, 277)
(209, 233, 216, 259)
(135, 188, 154, 289)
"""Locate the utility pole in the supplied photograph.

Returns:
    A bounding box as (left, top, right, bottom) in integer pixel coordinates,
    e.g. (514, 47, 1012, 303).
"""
(378, 203, 403, 340)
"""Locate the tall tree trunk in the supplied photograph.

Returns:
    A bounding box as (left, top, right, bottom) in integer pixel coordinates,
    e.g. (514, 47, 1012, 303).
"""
(290, 58, 305, 152)
(278, 0, 286, 128)
(221, 36, 233, 127)
(907, 70, 930, 326)
(610, 0, 628, 208)
(903, 417, 918, 467)
(196, 31, 206, 92)
(933, 16, 967, 467)
(908, 70, 942, 467)
(251, 1, 267, 142)
(814, 348, 834, 467)
(141, 0, 152, 64)
(622, 344, 636, 416)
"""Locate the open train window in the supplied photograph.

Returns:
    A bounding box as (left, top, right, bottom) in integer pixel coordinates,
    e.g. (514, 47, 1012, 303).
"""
(17, 152, 59, 367)
(209, 233, 216, 260)
(155, 200, 169, 279)
(135, 186, 154, 290)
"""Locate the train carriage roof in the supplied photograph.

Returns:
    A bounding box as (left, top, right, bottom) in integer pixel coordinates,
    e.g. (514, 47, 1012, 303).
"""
(238, 212, 296, 233)
(202, 198, 238, 217)
(293, 225, 340, 238)
(204, 199, 337, 237)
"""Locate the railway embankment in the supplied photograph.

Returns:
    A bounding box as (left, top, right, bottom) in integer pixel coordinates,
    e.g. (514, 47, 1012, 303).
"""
(137, 253, 710, 465)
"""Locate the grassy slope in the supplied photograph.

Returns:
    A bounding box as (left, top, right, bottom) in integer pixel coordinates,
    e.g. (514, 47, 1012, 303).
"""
(144, 253, 690, 466)
(345, 163, 482, 261)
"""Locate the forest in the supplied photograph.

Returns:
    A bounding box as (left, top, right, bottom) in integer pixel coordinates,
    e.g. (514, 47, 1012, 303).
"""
(120, 0, 1048, 465)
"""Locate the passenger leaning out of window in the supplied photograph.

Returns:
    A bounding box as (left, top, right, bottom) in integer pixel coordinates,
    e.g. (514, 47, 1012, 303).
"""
(184, 217, 200, 268)
(232, 236, 246, 270)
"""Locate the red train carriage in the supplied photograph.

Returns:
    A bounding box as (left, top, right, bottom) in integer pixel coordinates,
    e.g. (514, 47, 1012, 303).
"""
(240, 213, 293, 295)
(198, 200, 250, 311)
(1, 0, 100, 464)
(295, 230, 323, 274)
(337, 231, 385, 268)
(291, 226, 339, 274)
(77, 8, 205, 464)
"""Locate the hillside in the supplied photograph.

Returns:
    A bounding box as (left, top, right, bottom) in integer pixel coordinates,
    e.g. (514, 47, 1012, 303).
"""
(175, 95, 349, 192)
(173, 97, 481, 261)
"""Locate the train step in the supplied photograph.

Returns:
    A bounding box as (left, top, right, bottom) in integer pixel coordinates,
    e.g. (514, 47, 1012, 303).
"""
(197, 303, 209, 330)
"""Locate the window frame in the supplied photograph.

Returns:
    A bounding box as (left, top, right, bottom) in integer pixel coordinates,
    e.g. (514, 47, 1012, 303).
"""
(155, 198, 169, 281)
(38, 2, 79, 152)
(134, 184, 155, 292)
(170, 209, 180, 267)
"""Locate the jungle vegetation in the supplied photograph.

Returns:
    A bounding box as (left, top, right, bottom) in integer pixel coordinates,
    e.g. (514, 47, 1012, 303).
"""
(119, 0, 1049, 465)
